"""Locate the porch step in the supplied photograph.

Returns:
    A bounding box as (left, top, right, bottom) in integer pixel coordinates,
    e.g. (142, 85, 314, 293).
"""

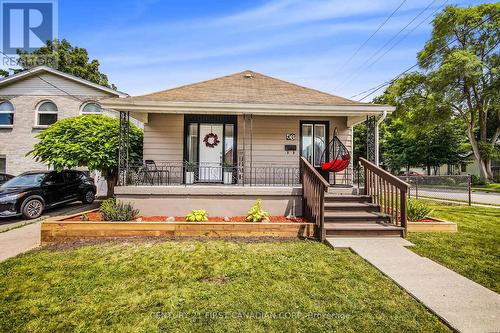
(324, 194, 372, 203)
(324, 202, 379, 212)
(324, 211, 391, 223)
(325, 222, 404, 237)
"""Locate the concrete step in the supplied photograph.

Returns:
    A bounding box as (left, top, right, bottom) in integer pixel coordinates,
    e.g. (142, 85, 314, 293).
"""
(324, 211, 391, 223)
(325, 222, 404, 237)
(324, 202, 380, 212)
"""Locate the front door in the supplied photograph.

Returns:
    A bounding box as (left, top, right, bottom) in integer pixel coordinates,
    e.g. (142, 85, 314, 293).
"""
(198, 124, 223, 182)
(300, 121, 330, 181)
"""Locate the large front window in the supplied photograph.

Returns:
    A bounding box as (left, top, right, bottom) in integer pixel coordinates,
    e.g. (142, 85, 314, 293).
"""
(301, 122, 327, 167)
(0, 100, 14, 126)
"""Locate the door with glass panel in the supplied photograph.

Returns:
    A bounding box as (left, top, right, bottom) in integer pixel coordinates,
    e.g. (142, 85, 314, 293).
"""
(300, 121, 329, 181)
(184, 115, 237, 184)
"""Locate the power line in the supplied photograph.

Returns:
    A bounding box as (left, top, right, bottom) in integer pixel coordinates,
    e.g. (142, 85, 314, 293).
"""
(351, 14, 498, 102)
(331, 0, 407, 78)
(350, 12, 498, 102)
(333, 0, 439, 91)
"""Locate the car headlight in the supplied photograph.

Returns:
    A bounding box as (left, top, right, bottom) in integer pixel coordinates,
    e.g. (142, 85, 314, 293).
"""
(0, 192, 25, 203)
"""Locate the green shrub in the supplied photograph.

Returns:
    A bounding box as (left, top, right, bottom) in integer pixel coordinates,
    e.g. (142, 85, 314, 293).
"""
(80, 213, 89, 221)
(246, 199, 270, 222)
(471, 175, 488, 186)
(100, 198, 139, 221)
(407, 199, 432, 221)
(185, 210, 208, 222)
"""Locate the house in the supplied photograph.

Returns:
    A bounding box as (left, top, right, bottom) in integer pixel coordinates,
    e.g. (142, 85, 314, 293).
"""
(101, 69, 406, 239)
(0, 66, 127, 177)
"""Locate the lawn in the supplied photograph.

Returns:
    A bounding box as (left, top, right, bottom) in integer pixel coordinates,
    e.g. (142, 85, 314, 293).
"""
(0, 240, 449, 333)
(408, 202, 500, 293)
(472, 182, 500, 193)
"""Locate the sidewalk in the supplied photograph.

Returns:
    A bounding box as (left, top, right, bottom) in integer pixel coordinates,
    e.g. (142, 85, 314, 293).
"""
(328, 237, 500, 333)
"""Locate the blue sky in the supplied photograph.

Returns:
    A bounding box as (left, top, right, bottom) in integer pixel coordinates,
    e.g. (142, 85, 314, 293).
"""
(27, 0, 498, 99)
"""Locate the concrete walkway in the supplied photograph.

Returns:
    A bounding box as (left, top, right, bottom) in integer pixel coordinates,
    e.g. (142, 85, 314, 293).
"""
(0, 222, 41, 262)
(328, 238, 500, 333)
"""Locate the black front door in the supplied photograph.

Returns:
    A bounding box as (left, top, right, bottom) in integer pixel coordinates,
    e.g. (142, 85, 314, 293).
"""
(300, 121, 330, 182)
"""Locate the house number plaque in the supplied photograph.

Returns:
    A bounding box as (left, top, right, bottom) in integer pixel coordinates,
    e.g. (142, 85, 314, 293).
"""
(286, 133, 296, 140)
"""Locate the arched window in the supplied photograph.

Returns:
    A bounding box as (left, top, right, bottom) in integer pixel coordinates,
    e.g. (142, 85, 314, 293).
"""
(81, 102, 102, 114)
(37, 101, 58, 126)
(0, 100, 14, 126)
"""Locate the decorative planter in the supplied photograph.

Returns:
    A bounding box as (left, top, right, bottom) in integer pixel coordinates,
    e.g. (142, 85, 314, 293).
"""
(407, 217, 457, 233)
(223, 171, 233, 184)
(185, 171, 194, 184)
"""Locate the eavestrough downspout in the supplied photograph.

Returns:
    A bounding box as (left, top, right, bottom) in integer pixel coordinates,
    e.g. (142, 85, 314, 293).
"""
(375, 110, 387, 166)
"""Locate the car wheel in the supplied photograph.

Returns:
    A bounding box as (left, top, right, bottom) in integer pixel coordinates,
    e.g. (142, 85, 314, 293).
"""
(82, 190, 95, 204)
(21, 198, 44, 219)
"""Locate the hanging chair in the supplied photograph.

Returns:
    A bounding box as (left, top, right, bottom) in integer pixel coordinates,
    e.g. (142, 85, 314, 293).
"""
(319, 128, 351, 173)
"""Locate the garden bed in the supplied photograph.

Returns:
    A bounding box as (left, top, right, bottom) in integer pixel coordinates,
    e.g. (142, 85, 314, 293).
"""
(407, 216, 457, 233)
(41, 209, 315, 244)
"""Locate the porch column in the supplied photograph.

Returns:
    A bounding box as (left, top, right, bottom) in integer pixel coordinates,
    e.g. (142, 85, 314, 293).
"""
(118, 111, 130, 186)
(366, 115, 376, 164)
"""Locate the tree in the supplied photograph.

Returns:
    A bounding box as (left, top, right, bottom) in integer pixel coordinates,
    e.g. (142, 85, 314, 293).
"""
(29, 115, 143, 197)
(416, 4, 499, 180)
(14, 39, 116, 89)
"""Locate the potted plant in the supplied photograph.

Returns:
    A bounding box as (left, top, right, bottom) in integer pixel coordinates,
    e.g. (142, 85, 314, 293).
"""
(223, 163, 233, 184)
(185, 161, 195, 184)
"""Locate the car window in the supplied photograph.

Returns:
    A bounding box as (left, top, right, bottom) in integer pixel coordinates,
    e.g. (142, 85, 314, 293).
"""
(64, 171, 81, 183)
(45, 172, 65, 184)
(1, 174, 46, 187)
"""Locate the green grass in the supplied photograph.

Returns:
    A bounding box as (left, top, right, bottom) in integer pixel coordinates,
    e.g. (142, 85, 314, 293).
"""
(0, 240, 449, 333)
(408, 202, 500, 293)
(472, 183, 500, 193)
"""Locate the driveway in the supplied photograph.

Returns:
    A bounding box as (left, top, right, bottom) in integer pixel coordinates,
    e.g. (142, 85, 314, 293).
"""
(0, 201, 99, 262)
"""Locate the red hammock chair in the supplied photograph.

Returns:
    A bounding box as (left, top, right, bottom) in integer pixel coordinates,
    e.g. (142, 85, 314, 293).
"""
(320, 129, 351, 173)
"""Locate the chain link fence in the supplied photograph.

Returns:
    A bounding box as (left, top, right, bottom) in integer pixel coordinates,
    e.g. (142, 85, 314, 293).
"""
(398, 175, 472, 205)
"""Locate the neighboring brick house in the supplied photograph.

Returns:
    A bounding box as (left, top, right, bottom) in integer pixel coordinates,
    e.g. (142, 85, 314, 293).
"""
(0, 66, 127, 176)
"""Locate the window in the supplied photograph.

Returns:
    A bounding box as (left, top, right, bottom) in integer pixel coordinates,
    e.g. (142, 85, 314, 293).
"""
(0, 155, 5, 173)
(81, 102, 102, 114)
(37, 101, 58, 126)
(0, 101, 14, 126)
(301, 122, 328, 168)
(44, 172, 65, 184)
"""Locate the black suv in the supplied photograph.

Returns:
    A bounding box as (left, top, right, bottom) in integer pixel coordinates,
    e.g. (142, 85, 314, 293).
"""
(0, 170, 96, 219)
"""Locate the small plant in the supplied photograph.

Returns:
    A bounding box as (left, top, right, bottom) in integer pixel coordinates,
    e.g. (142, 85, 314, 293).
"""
(80, 213, 89, 221)
(407, 199, 432, 221)
(471, 175, 488, 186)
(223, 162, 233, 172)
(246, 199, 270, 222)
(186, 209, 208, 222)
(185, 161, 196, 172)
(100, 197, 139, 221)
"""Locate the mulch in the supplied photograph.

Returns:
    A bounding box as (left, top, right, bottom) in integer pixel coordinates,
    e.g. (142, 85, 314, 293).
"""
(64, 212, 306, 223)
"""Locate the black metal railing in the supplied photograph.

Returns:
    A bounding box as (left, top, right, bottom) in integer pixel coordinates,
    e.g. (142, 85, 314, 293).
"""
(124, 161, 301, 187)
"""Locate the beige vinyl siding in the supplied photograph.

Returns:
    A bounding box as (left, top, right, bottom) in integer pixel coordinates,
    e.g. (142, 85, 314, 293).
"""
(143, 113, 183, 162)
(141, 114, 353, 184)
(0, 73, 112, 97)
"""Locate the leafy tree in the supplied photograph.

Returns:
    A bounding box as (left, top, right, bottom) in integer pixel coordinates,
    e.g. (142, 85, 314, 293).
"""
(29, 115, 142, 197)
(415, 4, 499, 179)
(14, 39, 116, 89)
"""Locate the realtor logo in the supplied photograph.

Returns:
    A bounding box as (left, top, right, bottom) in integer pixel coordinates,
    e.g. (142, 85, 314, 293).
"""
(1, 0, 57, 55)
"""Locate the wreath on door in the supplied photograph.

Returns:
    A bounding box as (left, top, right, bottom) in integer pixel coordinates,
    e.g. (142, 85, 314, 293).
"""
(203, 133, 220, 148)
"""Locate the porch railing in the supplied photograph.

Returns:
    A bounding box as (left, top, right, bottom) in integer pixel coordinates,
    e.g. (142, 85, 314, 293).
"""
(300, 157, 329, 241)
(360, 158, 409, 232)
(124, 161, 300, 187)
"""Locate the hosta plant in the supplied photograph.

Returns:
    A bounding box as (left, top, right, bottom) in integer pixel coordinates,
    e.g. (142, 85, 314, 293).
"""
(186, 210, 208, 222)
(246, 199, 270, 222)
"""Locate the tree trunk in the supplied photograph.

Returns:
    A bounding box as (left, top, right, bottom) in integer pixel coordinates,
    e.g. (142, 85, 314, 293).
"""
(103, 168, 118, 198)
(467, 126, 489, 180)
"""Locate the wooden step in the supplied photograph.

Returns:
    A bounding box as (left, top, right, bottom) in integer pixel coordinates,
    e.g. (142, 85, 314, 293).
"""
(325, 222, 404, 237)
(324, 194, 372, 203)
(324, 211, 391, 223)
(324, 202, 380, 212)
